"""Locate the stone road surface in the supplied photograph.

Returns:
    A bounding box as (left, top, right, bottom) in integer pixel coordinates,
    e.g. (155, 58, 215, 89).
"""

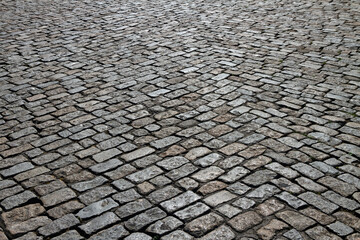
(0, 0, 360, 239)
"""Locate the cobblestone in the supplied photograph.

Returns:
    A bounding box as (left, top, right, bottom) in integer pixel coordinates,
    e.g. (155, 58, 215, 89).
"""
(0, 0, 359, 238)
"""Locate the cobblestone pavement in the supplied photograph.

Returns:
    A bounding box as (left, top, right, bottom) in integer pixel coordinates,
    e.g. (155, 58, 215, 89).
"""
(0, 0, 360, 239)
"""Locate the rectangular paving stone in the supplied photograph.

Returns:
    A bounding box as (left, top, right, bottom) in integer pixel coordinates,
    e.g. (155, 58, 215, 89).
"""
(71, 176, 108, 192)
(113, 188, 141, 204)
(80, 212, 120, 235)
(14, 167, 50, 182)
(38, 214, 80, 237)
(125, 207, 167, 231)
(40, 188, 76, 207)
(121, 147, 155, 162)
(160, 191, 201, 212)
(156, 156, 189, 170)
(7, 216, 51, 235)
(265, 162, 299, 179)
(1, 190, 37, 210)
(291, 163, 324, 180)
(126, 165, 163, 183)
(88, 224, 129, 240)
(229, 211, 262, 232)
(0, 155, 27, 169)
(194, 153, 223, 167)
(116, 199, 152, 219)
(93, 149, 122, 163)
(76, 198, 119, 219)
(322, 191, 360, 211)
(219, 166, 250, 183)
(246, 184, 280, 201)
(276, 210, 315, 231)
(90, 159, 123, 173)
(204, 190, 237, 207)
(147, 186, 182, 204)
(0, 162, 34, 177)
(51, 230, 84, 240)
(174, 202, 210, 221)
(299, 192, 339, 214)
(276, 191, 307, 209)
(318, 176, 357, 197)
(166, 163, 198, 181)
(105, 164, 137, 180)
(150, 136, 181, 149)
(184, 213, 224, 237)
(146, 216, 183, 235)
(191, 166, 225, 182)
(306, 226, 342, 240)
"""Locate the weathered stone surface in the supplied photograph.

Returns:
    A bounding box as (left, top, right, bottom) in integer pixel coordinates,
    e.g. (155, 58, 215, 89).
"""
(204, 190, 237, 207)
(242, 169, 277, 186)
(306, 226, 342, 240)
(38, 214, 80, 237)
(112, 189, 141, 204)
(199, 225, 235, 240)
(71, 176, 108, 192)
(76, 198, 119, 219)
(47, 200, 85, 219)
(124, 233, 152, 240)
(318, 176, 357, 197)
(327, 221, 354, 236)
(1, 204, 45, 227)
(51, 230, 84, 240)
(299, 192, 339, 214)
(174, 202, 210, 221)
(116, 198, 152, 218)
(276, 210, 316, 231)
(300, 207, 335, 225)
(255, 199, 285, 216)
(0, 1, 359, 239)
(191, 166, 225, 182)
(228, 211, 262, 232)
(185, 147, 212, 160)
(126, 166, 163, 183)
(88, 225, 129, 240)
(121, 147, 155, 162)
(161, 230, 193, 240)
(156, 156, 189, 170)
(125, 207, 167, 231)
(257, 219, 288, 240)
(80, 212, 120, 235)
(7, 217, 51, 235)
(161, 191, 201, 212)
(40, 188, 76, 207)
(1, 191, 37, 210)
(184, 213, 224, 237)
(146, 216, 183, 235)
(246, 184, 280, 201)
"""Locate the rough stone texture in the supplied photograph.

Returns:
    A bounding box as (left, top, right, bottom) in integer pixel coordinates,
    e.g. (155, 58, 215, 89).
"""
(76, 198, 119, 219)
(160, 191, 201, 212)
(146, 216, 183, 235)
(0, 0, 359, 238)
(228, 211, 262, 232)
(79, 212, 120, 235)
(257, 219, 289, 240)
(125, 207, 167, 231)
(38, 214, 80, 237)
(276, 210, 316, 231)
(184, 213, 224, 237)
(204, 190, 237, 207)
(88, 225, 130, 240)
(199, 225, 236, 240)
